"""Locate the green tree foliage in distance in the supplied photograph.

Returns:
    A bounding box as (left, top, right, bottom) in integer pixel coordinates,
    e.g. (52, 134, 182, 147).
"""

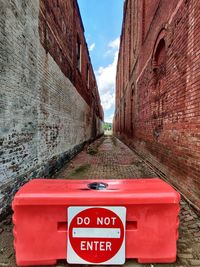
(103, 122, 112, 130)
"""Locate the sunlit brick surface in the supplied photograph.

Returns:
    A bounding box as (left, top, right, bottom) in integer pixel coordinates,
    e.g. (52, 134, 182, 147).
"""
(114, 0, 200, 209)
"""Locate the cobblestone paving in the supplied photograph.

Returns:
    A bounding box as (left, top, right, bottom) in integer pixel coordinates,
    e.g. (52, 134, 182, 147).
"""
(54, 136, 156, 179)
(0, 136, 199, 267)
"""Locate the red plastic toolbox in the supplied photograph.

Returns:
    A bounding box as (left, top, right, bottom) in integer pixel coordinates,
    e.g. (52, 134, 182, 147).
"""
(12, 178, 180, 266)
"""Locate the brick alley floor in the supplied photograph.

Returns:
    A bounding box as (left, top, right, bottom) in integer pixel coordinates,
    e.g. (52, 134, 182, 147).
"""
(0, 136, 200, 267)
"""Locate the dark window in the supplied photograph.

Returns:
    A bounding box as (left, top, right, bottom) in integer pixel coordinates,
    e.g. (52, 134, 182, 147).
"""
(153, 38, 166, 77)
(152, 38, 166, 139)
(86, 64, 89, 88)
(76, 35, 81, 71)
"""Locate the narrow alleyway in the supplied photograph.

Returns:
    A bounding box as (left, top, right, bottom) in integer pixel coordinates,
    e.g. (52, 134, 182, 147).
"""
(0, 136, 200, 267)
(53, 135, 156, 180)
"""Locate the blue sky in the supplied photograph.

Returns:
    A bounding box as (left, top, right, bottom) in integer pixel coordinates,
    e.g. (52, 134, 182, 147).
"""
(77, 0, 124, 123)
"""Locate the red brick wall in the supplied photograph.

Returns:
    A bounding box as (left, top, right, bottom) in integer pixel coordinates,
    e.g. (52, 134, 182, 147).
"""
(142, 0, 160, 41)
(114, 0, 200, 208)
(39, 0, 103, 120)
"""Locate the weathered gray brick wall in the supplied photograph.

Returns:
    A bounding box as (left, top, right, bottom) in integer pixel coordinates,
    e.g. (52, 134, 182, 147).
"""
(0, 0, 103, 218)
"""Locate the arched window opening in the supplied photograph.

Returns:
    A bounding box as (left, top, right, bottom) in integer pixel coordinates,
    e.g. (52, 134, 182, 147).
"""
(152, 37, 166, 140)
(131, 87, 134, 97)
(153, 38, 166, 78)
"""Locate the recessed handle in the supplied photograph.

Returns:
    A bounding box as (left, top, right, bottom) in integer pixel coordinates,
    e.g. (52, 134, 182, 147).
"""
(87, 182, 108, 190)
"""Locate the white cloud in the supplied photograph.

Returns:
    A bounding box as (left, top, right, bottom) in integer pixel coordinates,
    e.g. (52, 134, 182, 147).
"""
(89, 43, 95, 51)
(104, 37, 120, 57)
(95, 37, 120, 122)
(106, 113, 114, 123)
(108, 37, 120, 50)
(101, 91, 115, 111)
(96, 51, 118, 95)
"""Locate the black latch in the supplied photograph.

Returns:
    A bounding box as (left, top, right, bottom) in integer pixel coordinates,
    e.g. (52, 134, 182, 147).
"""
(87, 182, 108, 190)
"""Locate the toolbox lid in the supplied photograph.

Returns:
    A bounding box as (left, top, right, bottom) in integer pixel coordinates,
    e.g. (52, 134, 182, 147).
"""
(12, 178, 180, 206)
